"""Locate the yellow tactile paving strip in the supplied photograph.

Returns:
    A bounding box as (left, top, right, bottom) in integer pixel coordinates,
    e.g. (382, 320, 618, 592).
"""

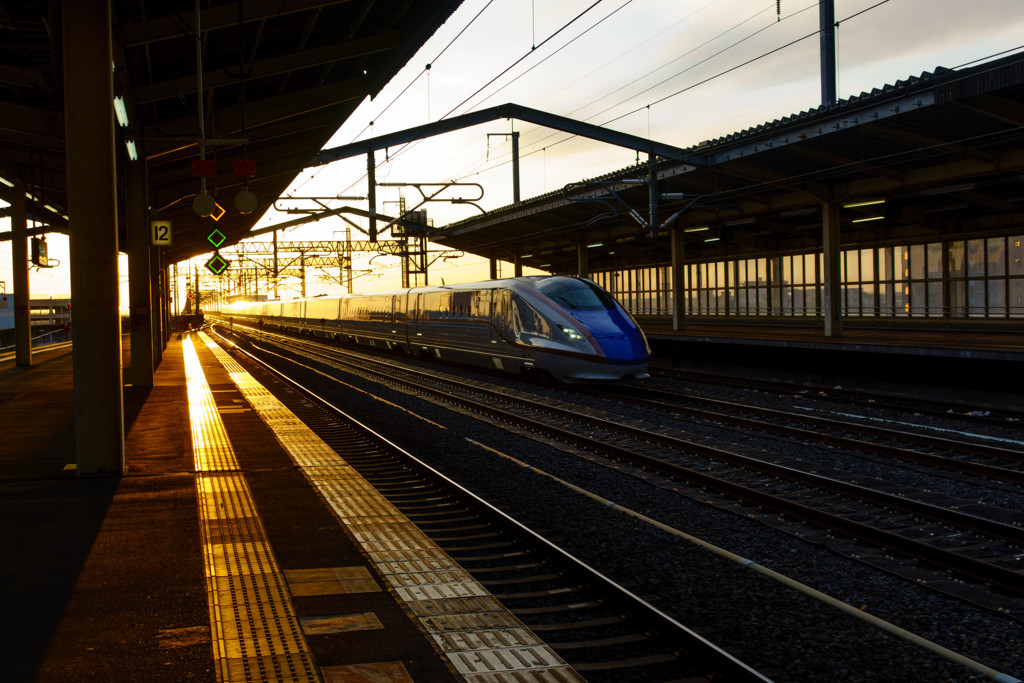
(184, 334, 319, 683)
(198, 331, 583, 682)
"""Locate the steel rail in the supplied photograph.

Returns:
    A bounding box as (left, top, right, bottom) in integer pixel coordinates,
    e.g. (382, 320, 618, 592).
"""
(210, 326, 771, 683)
(578, 386, 1024, 485)
(226, 327, 1024, 597)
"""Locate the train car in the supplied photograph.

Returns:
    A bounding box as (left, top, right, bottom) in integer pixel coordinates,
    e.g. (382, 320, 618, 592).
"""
(227, 276, 649, 382)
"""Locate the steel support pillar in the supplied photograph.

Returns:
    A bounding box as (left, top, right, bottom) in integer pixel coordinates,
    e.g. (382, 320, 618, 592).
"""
(273, 230, 279, 299)
(514, 245, 523, 278)
(511, 132, 520, 203)
(822, 199, 842, 337)
(576, 239, 588, 280)
(152, 248, 165, 362)
(671, 226, 686, 331)
(649, 150, 659, 235)
(128, 161, 154, 386)
(11, 178, 31, 366)
(64, 0, 125, 475)
(770, 256, 782, 317)
(820, 0, 837, 106)
(367, 151, 377, 242)
(489, 253, 498, 280)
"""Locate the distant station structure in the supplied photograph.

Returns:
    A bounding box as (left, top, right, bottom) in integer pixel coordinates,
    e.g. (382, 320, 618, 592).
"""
(432, 54, 1024, 338)
(2, 0, 1022, 478)
(0, 0, 465, 474)
(0, 295, 72, 351)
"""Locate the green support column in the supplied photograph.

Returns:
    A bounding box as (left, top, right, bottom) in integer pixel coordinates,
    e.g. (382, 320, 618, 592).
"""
(822, 199, 842, 337)
(64, 0, 125, 475)
(671, 226, 686, 331)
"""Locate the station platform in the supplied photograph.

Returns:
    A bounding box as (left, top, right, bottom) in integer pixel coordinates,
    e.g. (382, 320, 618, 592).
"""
(643, 319, 1024, 361)
(642, 319, 1024, 408)
(0, 333, 578, 682)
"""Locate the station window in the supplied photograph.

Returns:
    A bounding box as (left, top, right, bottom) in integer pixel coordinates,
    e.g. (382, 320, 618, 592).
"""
(595, 231, 1021, 321)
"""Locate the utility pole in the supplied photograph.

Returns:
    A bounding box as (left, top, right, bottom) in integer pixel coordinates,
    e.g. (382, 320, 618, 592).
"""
(820, 0, 837, 106)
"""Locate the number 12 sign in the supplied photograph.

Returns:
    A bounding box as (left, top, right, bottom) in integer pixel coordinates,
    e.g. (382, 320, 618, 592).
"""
(151, 220, 172, 246)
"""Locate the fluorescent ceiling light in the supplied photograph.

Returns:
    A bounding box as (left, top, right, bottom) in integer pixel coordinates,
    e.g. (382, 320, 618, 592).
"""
(704, 237, 721, 242)
(113, 96, 129, 128)
(851, 215, 884, 223)
(125, 139, 138, 161)
(587, 242, 603, 248)
(0, 176, 13, 187)
(684, 226, 709, 233)
(842, 199, 885, 208)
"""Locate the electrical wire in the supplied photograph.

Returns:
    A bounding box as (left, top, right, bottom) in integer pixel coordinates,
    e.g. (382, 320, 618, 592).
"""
(452, 0, 635, 117)
(346, 0, 499, 144)
(451, 0, 788, 180)
(452, 1, 813, 180)
(289, 0, 497, 196)
(454, 0, 893, 184)
(330, 0, 612, 198)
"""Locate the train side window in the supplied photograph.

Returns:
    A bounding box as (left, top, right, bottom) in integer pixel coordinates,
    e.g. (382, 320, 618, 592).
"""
(537, 277, 614, 310)
(511, 294, 553, 341)
(493, 289, 512, 338)
(472, 291, 489, 320)
(423, 292, 440, 320)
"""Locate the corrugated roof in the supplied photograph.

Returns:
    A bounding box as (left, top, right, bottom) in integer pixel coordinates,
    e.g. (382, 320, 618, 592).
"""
(435, 52, 1024, 274)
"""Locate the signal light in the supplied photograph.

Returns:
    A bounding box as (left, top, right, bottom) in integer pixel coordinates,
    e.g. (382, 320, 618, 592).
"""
(205, 252, 229, 275)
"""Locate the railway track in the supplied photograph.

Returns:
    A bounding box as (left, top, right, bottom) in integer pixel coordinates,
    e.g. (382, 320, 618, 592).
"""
(578, 385, 1024, 487)
(651, 367, 1024, 426)
(217, 322, 1024, 616)
(211, 326, 769, 682)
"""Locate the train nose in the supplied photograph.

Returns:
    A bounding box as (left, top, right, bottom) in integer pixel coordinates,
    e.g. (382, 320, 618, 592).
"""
(573, 310, 648, 361)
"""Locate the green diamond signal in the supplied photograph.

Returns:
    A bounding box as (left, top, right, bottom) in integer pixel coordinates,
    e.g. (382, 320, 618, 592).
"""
(206, 227, 227, 249)
(205, 253, 229, 275)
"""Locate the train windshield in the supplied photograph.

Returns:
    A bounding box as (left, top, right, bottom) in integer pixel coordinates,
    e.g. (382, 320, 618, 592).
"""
(536, 278, 615, 310)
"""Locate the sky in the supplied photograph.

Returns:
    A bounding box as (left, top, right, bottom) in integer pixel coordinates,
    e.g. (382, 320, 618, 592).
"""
(3, 0, 1023, 307)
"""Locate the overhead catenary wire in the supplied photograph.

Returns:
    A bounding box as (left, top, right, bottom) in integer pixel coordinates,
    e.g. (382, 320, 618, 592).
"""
(448, 1, 814, 182)
(279, 0, 1013, 285)
(326, 0, 611, 199)
(471, 0, 819, 177)
(452, 0, 894, 185)
(289, 0, 498, 196)
(298, 0, 901, 271)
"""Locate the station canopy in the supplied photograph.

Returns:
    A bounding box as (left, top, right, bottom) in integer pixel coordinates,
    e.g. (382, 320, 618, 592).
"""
(0, 0, 464, 263)
(3, 4, 1022, 276)
(432, 53, 1024, 276)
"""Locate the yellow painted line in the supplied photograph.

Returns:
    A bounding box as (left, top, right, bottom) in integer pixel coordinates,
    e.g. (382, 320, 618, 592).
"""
(200, 331, 583, 681)
(183, 334, 319, 683)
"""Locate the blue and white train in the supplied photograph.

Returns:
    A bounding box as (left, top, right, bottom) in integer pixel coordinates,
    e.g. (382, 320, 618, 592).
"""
(224, 275, 649, 382)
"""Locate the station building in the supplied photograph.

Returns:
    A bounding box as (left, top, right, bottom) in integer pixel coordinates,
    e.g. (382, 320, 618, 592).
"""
(435, 53, 1024, 334)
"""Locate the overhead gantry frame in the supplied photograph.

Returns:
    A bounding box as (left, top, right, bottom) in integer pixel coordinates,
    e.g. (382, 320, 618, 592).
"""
(309, 102, 705, 240)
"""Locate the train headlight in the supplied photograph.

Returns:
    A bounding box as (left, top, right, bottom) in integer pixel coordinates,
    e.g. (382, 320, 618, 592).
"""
(558, 324, 584, 342)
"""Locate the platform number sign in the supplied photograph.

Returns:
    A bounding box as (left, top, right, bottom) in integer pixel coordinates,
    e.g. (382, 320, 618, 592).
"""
(151, 220, 172, 246)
